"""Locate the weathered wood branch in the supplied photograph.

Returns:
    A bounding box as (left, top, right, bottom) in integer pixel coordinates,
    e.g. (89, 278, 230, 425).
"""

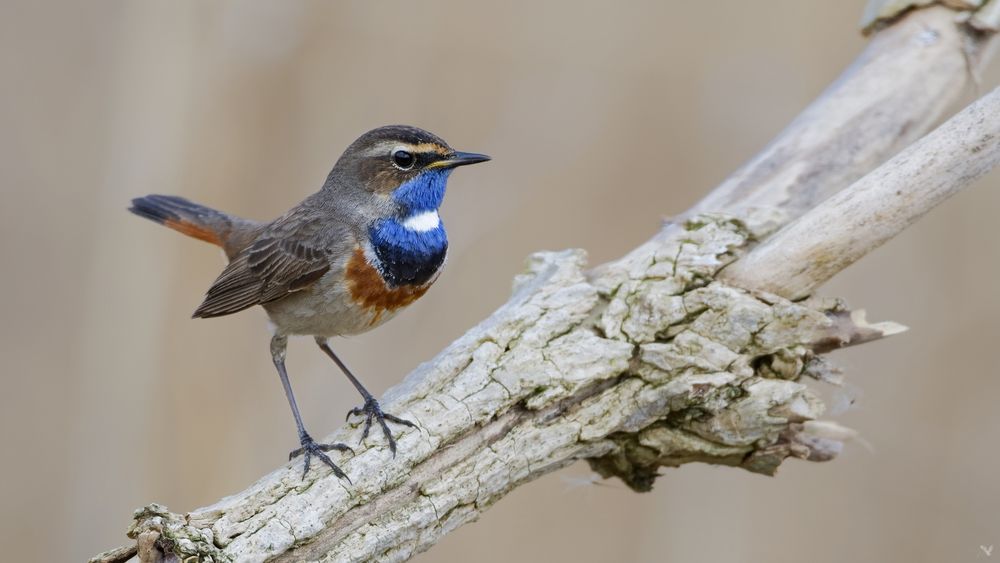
(92, 4, 1000, 563)
(686, 4, 996, 228)
(111, 219, 906, 563)
(723, 85, 1000, 298)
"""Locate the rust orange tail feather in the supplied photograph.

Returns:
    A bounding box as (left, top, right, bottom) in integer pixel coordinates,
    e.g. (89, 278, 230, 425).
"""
(129, 194, 260, 258)
(163, 217, 223, 245)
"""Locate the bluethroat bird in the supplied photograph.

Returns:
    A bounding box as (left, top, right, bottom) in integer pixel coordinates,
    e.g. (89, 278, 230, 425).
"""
(129, 125, 490, 480)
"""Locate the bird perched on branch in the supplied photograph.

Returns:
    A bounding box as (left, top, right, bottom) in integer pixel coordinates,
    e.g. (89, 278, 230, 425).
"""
(129, 125, 490, 479)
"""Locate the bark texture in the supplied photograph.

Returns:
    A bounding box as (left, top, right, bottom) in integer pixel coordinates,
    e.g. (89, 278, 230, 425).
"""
(90, 4, 1000, 563)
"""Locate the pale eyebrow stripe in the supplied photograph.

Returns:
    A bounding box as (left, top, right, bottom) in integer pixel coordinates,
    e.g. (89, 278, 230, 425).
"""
(410, 142, 450, 155)
(360, 141, 450, 158)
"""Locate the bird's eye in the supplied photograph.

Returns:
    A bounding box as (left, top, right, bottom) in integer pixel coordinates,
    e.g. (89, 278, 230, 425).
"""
(391, 149, 415, 170)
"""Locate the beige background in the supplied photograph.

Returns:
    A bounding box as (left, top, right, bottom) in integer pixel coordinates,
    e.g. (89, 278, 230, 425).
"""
(2, 1, 999, 562)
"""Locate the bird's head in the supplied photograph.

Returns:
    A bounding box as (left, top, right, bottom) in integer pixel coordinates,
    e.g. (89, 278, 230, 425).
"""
(325, 125, 489, 288)
(327, 125, 490, 219)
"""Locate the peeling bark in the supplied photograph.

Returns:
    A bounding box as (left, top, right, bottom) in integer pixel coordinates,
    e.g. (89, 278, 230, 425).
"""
(861, 0, 997, 34)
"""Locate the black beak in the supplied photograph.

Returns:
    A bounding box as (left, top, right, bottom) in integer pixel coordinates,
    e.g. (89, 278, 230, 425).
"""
(434, 151, 491, 169)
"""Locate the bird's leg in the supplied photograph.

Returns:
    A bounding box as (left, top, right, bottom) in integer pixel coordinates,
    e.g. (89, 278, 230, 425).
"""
(314, 336, 416, 456)
(271, 335, 353, 480)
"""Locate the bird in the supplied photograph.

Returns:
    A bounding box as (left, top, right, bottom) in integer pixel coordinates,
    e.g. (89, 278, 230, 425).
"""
(129, 125, 490, 480)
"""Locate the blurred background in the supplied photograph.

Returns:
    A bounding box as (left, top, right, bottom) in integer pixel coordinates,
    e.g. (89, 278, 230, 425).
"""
(2, 1, 998, 561)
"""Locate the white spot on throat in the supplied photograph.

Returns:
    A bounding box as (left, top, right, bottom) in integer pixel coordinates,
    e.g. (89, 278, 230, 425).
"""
(401, 210, 441, 232)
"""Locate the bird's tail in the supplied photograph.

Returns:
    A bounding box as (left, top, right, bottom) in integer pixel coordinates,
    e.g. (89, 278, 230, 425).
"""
(129, 194, 258, 256)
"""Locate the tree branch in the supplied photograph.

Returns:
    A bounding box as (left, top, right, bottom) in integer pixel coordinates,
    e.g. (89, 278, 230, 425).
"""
(722, 85, 1000, 298)
(685, 4, 995, 229)
(91, 4, 1000, 563)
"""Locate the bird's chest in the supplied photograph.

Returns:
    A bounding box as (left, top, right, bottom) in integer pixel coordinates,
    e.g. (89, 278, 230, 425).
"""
(332, 213, 448, 328)
(367, 213, 448, 287)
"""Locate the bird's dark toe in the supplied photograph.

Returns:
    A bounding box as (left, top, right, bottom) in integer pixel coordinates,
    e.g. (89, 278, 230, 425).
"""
(347, 398, 415, 456)
(289, 434, 352, 481)
(318, 442, 354, 454)
(382, 413, 416, 428)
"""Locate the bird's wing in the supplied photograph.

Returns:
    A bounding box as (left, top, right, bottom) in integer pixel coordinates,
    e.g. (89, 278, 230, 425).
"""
(192, 214, 338, 318)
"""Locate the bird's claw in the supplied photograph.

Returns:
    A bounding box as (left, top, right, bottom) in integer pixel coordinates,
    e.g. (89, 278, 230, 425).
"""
(289, 433, 353, 482)
(346, 397, 416, 456)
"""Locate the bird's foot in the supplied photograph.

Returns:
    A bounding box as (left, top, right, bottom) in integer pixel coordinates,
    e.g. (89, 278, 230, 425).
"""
(347, 397, 416, 456)
(289, 433, 353, 481)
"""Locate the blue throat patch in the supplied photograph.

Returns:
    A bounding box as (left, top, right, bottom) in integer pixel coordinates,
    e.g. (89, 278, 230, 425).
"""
(391, 168, 452, 214)
(369, 170, 452, 287)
